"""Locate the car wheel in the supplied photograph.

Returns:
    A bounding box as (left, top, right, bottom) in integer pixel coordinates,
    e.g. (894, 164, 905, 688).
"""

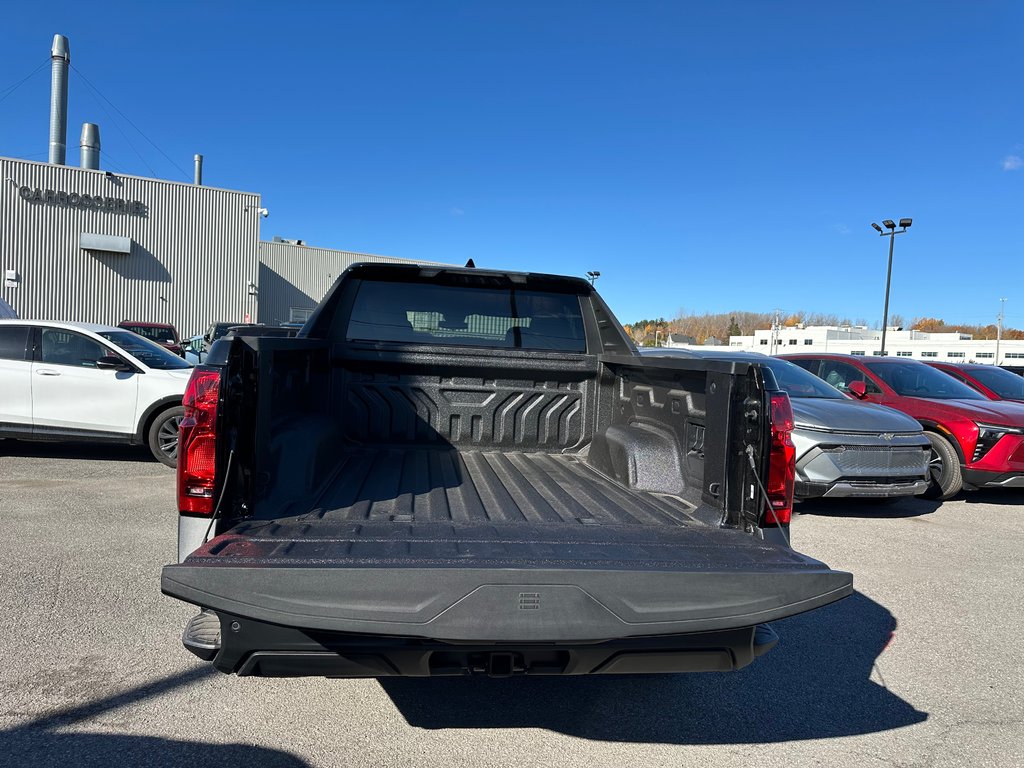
(922, 432, 962, 500)
(148, 406, 184, 468)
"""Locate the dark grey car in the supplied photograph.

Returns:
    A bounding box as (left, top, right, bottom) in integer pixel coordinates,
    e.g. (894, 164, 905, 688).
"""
(641, 349, 931, 499)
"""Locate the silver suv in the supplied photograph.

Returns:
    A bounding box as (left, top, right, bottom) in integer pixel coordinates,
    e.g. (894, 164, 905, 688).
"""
(641, 349, 931, 500)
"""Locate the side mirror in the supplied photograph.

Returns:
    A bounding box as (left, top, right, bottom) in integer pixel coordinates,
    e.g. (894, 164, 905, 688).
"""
(848, 380, 868, 399)
(96, 355, 131, 371)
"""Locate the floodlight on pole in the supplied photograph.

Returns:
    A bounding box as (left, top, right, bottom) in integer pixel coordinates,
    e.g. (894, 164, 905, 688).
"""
(586, 270, 601, 286)
(872, 217, 913, 356)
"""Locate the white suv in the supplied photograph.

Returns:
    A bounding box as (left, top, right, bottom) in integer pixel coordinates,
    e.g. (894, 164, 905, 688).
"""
(0, 320, 192, 466)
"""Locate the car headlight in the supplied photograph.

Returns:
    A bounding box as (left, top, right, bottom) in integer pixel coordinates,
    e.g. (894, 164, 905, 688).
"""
(973, 423, 1024, 462)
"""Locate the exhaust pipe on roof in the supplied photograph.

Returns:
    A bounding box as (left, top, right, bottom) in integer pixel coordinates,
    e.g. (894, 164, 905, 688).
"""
(194, 154, 203, 185)
(80, 123, 100, 170)
(48, 34, 71, 165)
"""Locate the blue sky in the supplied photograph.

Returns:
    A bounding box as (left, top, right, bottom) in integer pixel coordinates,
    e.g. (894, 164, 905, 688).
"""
(2, 2, 1021, 326)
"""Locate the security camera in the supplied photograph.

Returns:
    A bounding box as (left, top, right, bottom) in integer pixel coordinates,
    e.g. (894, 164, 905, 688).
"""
(259, 208, 269, 218)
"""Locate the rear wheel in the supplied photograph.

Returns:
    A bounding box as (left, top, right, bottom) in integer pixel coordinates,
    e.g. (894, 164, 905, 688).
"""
(148, 406, 184, 468)
(922, 432, 962, 500)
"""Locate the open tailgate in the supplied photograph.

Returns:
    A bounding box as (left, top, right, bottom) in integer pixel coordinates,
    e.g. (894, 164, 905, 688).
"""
(162, 519, 852, 643)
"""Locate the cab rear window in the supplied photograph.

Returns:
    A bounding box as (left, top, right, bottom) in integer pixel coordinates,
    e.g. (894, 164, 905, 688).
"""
(346, 280, 587, 352)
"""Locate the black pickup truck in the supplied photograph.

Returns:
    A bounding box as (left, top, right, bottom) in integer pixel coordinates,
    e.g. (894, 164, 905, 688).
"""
(162, 263, 852, 678)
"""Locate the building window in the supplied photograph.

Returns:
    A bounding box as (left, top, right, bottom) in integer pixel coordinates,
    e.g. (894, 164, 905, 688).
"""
(851, 350, 865, 356)
(976, 352, 994, 358)
(872, 351, 883, 356)
(897, 351, 913, 357)
(788, 339, 798, 345)
(804, 339, 813, 345)
(947, 351, 965, 358)
(1006, 352, 1024, 359)
(289, 307, 314, 323)
(759, 339, 768, 345)
(921, 351, 938, 358)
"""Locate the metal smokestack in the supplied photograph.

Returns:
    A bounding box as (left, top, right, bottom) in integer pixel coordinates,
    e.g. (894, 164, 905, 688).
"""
(193, 153, 203, 185)
(80, 123, 100, 169)
(48, 34, 71, 165)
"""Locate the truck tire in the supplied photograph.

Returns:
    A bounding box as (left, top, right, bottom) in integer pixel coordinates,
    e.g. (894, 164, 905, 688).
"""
(148, 406, 184, 468)
(922, 432, 962, 500)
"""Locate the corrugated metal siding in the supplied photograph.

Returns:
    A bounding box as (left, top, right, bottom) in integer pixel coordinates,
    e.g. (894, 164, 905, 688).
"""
(257, 241, 449, 325)
(0, 156, 261, 338)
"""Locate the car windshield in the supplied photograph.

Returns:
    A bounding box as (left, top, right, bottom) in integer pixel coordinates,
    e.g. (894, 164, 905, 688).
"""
(865, 361, 986, 400)
(98, 330, 192, 370)
(968, 366, 1024, 400)
(762, 357, 845, 399)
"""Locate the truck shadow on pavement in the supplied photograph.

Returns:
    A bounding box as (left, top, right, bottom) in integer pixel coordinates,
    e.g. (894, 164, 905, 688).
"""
(0, 667, 310, 768)
(381, 590, 927, 744)
(960, 489, 1024, 506)
(796, 497, 940, 518)
(0, 440, 155, 463)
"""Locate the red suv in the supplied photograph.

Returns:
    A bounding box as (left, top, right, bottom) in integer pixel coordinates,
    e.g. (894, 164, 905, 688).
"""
(927, 362, 1024, 402)
(784, 354, 1024, 499)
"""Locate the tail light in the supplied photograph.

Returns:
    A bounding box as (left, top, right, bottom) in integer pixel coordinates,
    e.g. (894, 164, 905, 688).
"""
(177, 366, 221, 515)
(763, 391, 796, 526)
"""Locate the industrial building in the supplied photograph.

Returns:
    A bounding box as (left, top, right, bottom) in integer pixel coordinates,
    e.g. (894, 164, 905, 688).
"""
(667, 324, 1024, 364)
(0, 35, 439, 337)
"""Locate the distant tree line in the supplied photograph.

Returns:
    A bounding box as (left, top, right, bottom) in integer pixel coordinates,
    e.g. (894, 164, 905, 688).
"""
(623, 311, 1023, 346)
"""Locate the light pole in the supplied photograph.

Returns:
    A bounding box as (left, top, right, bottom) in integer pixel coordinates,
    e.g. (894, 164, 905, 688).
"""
(870, 218, 912, 356)
(996, 298, 1007, 365)
(586, 270, 601, 286)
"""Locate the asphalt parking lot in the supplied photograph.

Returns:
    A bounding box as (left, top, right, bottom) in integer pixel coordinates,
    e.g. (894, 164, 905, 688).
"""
(1, 442, 1021, 768)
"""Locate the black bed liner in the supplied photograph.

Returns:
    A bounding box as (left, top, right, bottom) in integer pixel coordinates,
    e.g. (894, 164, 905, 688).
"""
(299, 447, 699, 527)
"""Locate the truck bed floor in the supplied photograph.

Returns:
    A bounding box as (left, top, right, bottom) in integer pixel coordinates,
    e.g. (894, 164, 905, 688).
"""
(301, 447, 698, 528)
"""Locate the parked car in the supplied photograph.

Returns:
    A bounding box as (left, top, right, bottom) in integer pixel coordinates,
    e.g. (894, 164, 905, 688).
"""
(203, 322, 264, 350)
(222, 325, 300, 340)
(0, 320, 191, 466)
(118, 321, 185, 357)
(784, 354, 1024, 499)
(928, 363, 1024, 402)
(643, 349, 930, 500)
(162, 263, 852, 678)
(183, 334, 206, 366)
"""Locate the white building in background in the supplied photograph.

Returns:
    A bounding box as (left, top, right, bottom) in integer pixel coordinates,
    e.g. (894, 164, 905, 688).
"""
(671, 325, 1024, 365)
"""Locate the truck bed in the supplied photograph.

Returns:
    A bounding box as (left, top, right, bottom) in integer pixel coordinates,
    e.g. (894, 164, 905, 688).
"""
(163, 450, 850, 647)
(302, 447, 699, 528)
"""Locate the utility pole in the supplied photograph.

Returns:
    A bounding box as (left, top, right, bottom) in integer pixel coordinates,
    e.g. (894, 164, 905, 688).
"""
(996, 298, 1007, 365)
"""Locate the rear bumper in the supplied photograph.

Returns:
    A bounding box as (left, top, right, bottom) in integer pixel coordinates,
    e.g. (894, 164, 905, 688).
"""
(186, 610, 782, 677)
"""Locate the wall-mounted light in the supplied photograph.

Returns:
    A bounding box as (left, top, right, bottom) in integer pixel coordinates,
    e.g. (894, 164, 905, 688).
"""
(247, 280, 258, 296)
